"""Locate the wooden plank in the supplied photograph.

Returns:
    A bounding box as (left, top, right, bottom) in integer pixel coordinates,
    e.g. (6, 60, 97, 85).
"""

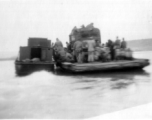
(61, 59, 149, 72)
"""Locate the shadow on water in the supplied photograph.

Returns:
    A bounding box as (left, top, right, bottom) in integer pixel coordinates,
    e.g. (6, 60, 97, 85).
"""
(54, 68, 150, 91)
(54, 68, 150, 78)
(71, 71, 151, 96)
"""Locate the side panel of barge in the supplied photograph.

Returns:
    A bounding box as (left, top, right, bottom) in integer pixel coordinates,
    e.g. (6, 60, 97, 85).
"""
(15, 61, 54, 75)
(60, 59, 150, 72)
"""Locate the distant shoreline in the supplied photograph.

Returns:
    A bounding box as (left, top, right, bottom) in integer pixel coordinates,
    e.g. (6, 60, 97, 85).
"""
(0, 59, 15, 61)
(133, 50, 152, 53)
(0, 57, 16, 61)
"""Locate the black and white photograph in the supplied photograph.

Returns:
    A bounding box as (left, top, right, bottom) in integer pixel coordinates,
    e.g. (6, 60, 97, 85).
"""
(0, 0, 152, 119)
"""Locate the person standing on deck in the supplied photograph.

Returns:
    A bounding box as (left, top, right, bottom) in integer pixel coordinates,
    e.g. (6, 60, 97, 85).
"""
(107, 39, 113, 48)
(66, 42, 70, 52)
(121, 38, 127, 49)
(73, 40, 83, 63)
(115, 36, 121, 49)
(95, 39, 102, 47)
(101, 43, 105, 48)
(66, 41, 73, 53)
(94, 39, 102, 61)
(66, 42, 69, 48)
(54, 38, 63, 51)
(107, 39, 115, 61)
(87, 40, 96, 62)
(82, 41, 88, 63)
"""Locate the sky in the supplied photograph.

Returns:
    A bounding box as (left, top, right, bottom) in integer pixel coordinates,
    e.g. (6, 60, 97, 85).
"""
(0, 0, 152, 55)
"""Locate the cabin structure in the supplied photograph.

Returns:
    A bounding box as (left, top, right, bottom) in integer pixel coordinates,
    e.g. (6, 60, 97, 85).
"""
(19, 38, 53, 62)
(69, 25, 101, 43)
(15, 37, 54, 75)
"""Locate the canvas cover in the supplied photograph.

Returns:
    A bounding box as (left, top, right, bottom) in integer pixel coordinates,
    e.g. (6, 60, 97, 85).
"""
(69, 23, 101, 42)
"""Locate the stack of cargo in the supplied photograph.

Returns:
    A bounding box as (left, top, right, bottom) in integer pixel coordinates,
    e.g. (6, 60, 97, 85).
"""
(115, 48, 133, 60)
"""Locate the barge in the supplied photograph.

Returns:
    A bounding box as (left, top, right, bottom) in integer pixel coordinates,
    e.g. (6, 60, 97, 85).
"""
(59, 59, 150, 72)
(15, 38, 54, 75)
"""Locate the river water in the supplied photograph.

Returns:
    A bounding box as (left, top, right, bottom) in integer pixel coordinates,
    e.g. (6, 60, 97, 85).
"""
(0, 51, 152, 119)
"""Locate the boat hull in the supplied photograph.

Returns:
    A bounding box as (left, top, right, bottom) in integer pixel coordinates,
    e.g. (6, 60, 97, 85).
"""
(60, 59, 150, 72)
(15, 61, 54, 75)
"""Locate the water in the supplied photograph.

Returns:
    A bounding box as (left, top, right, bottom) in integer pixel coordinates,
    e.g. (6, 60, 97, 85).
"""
(0, 51, 152, 119)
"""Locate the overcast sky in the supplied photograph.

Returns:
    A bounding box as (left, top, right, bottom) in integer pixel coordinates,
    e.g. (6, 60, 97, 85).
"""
(0, 0, 152, 54)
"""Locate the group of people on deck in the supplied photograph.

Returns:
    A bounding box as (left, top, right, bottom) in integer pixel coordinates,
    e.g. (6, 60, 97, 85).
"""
(52, 36, 131, 63)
